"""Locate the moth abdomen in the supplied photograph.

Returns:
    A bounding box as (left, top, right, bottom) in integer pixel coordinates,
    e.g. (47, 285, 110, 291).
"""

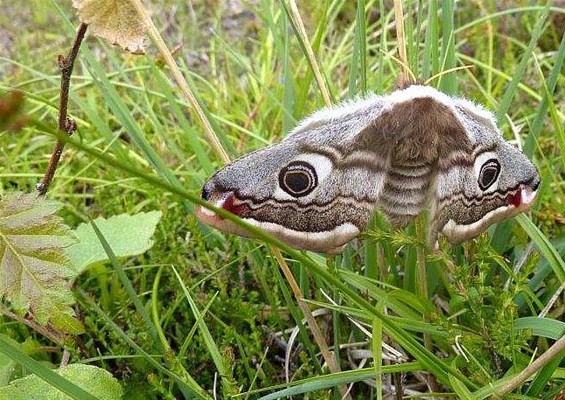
(379, 180, 431, 228)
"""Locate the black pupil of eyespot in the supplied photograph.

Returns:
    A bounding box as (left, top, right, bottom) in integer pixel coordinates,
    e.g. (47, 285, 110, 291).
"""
(285, 171, 311, 193)
(482, 168, 497, 184)
(279, 161, 317, 197)
(479, 159, 500, 189)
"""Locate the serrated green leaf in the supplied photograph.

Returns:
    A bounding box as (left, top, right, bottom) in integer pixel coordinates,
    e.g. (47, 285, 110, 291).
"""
(0, 192, 80, 332)
(0, 363, 123, 400)
(67, 211, 162, 274)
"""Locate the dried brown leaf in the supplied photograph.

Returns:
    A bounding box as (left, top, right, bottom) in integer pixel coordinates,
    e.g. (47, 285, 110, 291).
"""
(72, 0, 147, 54)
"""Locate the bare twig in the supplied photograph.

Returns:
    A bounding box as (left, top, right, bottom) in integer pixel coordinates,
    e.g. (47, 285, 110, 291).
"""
(37, 23, 88, 195)
(0, 305, 63, 344)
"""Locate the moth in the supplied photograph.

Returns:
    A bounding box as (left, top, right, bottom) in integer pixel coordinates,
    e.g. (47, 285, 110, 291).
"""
(196, 85, 540, 253)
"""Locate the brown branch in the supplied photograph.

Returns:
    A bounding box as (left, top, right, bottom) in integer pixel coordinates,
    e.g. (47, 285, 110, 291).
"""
(37, 23, 88, 195)
(0, 305, 64, 344)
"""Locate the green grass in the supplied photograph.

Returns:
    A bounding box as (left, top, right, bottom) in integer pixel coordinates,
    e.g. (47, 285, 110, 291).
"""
(0, 0, 564, 399)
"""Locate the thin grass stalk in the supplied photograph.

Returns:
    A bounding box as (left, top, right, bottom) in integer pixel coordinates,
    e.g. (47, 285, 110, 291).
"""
(477, 0, 494, 95)
(454, 5, 556, 35)
(282, 9, 295, 136)
(282, 0, 332, 106)
(171, 267, 236, 395)
(494, 4, 550, 124)
(373, 309, 384, 400)
(375, 0, 387, 91)
(393, 0, 409, 86)
(77, 288, 209, 399)
(90, 221, 161, 350)
(356, 0, 367, 92)
(127, 0, 231, 163)
(524, 32, 565, 157)
(439, 0, 456, 93)
(272, 251, 351, 399)
(255, 362, 423, 399)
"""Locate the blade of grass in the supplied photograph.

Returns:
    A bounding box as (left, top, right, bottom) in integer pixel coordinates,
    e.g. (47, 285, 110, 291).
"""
(450, 374, 474, 399)
(255, 362, 422, 400)
(151, 266, 170, 350)
(76, 288, 209, 399)
(150, 63, 214, 175)
(282, 10, 296, 136)
(494, 4, 550, 124)
(364, 215, 379, 281)
(128, 0, 231, 163)
(171, 266, 235, 395)
(439, 0, 456, 94)
(454, 5, 560, 35)
(0, 336, 98, 400)
(375, 0, 388, 91)
(279, 0, 333, 105)
(373, 307, 384, 400)
(356, 0, 368, 93)
(210, 33, 297, 131)
(529, 40, 565, 164)
(516, 214, 565, 282)
(89, 220, 161, 349)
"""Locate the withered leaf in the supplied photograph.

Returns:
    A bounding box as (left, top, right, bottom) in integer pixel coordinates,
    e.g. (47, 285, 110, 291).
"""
(72, 0, 147, 54)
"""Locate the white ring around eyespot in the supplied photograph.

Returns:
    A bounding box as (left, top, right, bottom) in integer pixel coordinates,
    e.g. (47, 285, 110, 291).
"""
(474, 151, 500, 193)
(273, 153, 333, 201)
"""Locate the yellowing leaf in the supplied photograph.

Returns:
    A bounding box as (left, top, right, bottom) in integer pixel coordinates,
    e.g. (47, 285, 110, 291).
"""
(72, 0, 147, 54)
(0, 192, 82, 333)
